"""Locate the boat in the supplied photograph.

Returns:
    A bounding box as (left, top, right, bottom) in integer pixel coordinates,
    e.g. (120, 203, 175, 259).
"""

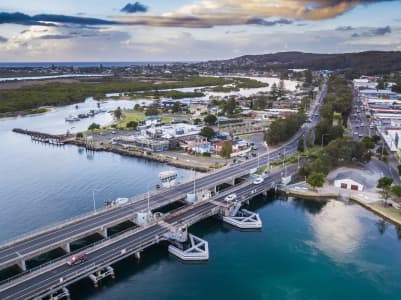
(65, 115, 80, 122)
(159, 170, 178, 188)
(78, 113, 89, 119)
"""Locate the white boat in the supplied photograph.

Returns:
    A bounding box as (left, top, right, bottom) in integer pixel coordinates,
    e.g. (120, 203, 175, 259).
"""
(159, 170, 178, 188)
(65, 115, 80, 122)
(281, 175, 292, 186)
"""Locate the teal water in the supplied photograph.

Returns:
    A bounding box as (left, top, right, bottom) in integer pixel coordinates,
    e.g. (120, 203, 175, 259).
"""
(70, 197, 401, 300)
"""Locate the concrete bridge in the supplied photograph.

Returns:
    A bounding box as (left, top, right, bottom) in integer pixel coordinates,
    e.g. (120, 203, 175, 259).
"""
(0, 166, 287, 300)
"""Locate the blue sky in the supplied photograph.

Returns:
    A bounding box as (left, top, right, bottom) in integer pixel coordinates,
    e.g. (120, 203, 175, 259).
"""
(0, 1, 400, 61)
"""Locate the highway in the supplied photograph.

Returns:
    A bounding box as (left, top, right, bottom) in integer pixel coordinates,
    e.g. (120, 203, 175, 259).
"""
(0, 167, 286, 300)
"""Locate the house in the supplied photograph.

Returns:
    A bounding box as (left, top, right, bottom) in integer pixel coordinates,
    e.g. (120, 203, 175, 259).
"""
(334, 178, 364, 191)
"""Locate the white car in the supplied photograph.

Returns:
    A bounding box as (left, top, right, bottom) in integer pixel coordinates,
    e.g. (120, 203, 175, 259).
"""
(253, 177, 264, 185)
(224, 193, 237, 202)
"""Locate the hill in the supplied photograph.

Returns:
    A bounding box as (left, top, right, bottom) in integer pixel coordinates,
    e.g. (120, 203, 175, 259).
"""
(196, 51, 401, 75)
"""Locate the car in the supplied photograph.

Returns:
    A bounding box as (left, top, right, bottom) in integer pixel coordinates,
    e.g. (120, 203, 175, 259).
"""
(253, 177, 264, 185)
(67, 252, 87, 266)
(224, 193, 237, 202)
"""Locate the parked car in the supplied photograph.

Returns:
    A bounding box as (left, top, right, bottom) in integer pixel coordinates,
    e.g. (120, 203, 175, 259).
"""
(67, 252, 87, 266)
(224, 193, 237, 202)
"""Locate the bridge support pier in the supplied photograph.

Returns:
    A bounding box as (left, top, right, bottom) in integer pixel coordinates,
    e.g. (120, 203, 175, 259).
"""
(17, 258, 27, 272)
(168, 234, 209, 261)
(98, 227, 108, 238)
(134, 251, 141, 260)
(89, 266, 115, 288)
(62, 242, 71, 253)
(223, 209, 262, 229)
(50, 287, 71, 300)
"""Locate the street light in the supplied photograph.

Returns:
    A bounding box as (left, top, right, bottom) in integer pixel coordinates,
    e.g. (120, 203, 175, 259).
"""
(92, 189, 101, 213)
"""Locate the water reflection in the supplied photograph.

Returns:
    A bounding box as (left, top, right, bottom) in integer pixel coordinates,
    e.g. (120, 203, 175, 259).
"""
(307, 200, 363, 260)
(290, 197, 327, 215)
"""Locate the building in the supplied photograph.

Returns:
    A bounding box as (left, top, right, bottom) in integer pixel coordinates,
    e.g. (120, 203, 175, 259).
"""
(334, 178, 364, 191)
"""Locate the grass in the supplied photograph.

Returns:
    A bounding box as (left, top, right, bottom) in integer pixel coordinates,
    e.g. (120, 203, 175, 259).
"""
(370, 202, 401, 224)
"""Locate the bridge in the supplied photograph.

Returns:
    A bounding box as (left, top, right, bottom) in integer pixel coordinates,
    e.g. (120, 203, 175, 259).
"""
(0, 166, 289, 300)
(0, 82, 327, 300)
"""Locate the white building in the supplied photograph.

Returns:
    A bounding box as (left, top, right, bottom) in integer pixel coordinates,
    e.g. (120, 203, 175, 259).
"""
(334, 178, 364, 191)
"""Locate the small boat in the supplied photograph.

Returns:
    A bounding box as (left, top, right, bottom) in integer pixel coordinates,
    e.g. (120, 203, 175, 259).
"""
(159, 170, 178, 188)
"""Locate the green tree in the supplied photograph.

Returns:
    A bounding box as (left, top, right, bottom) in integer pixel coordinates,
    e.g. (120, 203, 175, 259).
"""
(193, 118, 201, 125)
(134, 104, 143, 112)
(114, 107, 122, 120)
(377, 177, 394, 205)
(88, 123, 100, 130)
(278, 79, 285, 98)
(398, 165, 401, 175)
(76, 132, 84, 138)
(126, 120, 138, 129)
(297, 138, 305, 152)
(172, 101, 181, 113)
(204, 114, 217, 126)
(220, 141, 233, 158)
(270, 83, 278, 101)
(145, 104, 159, 116)
(307, 172, 325, 189)
(391, 185, 401, 199)
(200, 126, 215, 140)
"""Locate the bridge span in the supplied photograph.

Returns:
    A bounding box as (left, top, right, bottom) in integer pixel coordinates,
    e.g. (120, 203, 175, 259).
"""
(0, 166, 289, 300)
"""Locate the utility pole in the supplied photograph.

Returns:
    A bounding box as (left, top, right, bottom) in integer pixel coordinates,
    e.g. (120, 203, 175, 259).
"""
(92, 190, 96, 213)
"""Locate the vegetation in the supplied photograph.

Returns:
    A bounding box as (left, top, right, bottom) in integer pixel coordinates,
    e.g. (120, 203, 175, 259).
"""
(220, 141, 233, 158)
(315, 76, 352, 146)
(200, 126, 215, 140)
(126, 120, 138, 129)
(377, 177, 394, 205)
(145, 104, 159, 116)
(88, 123, 100, 130)
(193, 118, 201, 125)
(204, 114, 217, 125)
(307, 173, 325, 189)
(114, 107, 122, 120)
(299, 137, 371, 177)
(265, 113, 306, 145)
(0, 76, 231, 114)
(76, 132, 84, 138)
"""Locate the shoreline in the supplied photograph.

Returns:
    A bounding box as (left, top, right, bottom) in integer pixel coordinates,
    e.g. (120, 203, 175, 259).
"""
(65, 139, 212, 172)
(286, 187, 401, 227)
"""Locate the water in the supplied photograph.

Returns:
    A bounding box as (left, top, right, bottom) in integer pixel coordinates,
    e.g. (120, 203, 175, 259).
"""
(70, 197, 401, 300)
(1, 92, 401, 299)
(0, 99, 191, 241)
(0, 61, 180, 68)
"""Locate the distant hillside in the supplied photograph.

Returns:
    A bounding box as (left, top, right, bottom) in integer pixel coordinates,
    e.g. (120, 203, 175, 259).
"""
(197, 51, 401, 74)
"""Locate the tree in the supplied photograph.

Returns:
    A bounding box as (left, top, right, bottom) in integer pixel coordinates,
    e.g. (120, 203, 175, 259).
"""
(193, 118, 201, 125)
(278, 79, 285, 98)
(200, 126, 215, 140)
(398, 164, 401, 175)
(204, 114, 217, 126)
(307, 173, 325, 189)
(270, 83, 278, 101)
(145, 104, 159, 116)
(172, 101, 181, 113)
(134, 103, 143, 112)
(88, 123, 100, 130)
(126, 120, 138, 129)
(391, 185, 401, 199)
(76, 132, 84, 138)
(114, 107, 122, 120)
(220, 141, 233, 158)
(297, 138, 305, 152)
(377, 177, 394, 205)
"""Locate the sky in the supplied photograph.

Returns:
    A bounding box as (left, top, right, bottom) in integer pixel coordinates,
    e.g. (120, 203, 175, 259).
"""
(0, 0, 401, 62)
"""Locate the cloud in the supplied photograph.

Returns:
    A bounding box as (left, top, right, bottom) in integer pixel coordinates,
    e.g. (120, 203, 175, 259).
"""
(352, 26, 392, 38)
(121, 2, 148, 14)
(0, 36, 7, 43)
(0, 12, 117, 27)
(246, 18, 293, 26)
(39, 34, 72, 40)
(336, 26, 354, 31)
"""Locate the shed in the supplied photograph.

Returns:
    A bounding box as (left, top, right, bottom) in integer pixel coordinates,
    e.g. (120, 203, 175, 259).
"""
(334, 178, 364, 191)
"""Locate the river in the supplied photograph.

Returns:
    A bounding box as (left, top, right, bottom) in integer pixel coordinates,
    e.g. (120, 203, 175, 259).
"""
(1, 85, 401, 299)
